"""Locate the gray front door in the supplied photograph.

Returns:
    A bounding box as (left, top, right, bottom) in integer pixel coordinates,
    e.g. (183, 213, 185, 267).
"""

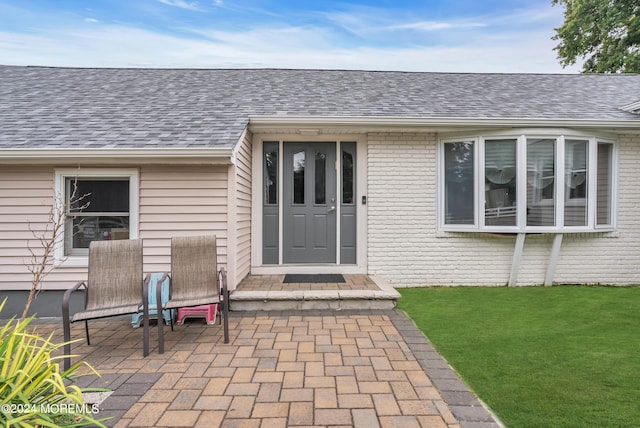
(283, 142, 337, 263)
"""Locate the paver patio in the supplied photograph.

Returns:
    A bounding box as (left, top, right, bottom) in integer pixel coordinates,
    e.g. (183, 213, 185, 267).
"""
(35, 310, 500, 427)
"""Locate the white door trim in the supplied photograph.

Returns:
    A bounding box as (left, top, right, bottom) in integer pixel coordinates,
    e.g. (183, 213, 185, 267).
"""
(251, 133, 367, 274)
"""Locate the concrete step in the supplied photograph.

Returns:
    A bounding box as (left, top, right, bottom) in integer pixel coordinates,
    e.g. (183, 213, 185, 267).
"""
(229, 276, 400, 311)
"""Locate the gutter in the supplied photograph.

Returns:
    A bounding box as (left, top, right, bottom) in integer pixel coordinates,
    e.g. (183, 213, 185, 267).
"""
(249, 115, 640, 131)
(0, 147, 235, 165)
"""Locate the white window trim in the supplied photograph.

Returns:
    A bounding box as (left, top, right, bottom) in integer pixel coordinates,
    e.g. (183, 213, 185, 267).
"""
(439, 130, 617, 234)
(53, 168, 139, 267)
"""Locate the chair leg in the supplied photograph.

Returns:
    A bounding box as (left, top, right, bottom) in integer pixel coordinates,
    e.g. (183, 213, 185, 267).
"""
(62, 305, 72, 372)
(143, 274, 150, 358)
(84, 320, 90, 346)
(223, 288, 229, 344)
(157, 280, 165, 354)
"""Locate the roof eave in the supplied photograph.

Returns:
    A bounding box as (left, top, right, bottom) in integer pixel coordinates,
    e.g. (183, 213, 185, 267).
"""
(249, 115, 640, 132)
(0, 148, 235, 165)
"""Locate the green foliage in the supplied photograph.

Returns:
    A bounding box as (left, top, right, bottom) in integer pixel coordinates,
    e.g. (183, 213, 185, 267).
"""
(552, 0, 640, 73)
(0, 299, 107, 428)
(398, 286, 640, 427)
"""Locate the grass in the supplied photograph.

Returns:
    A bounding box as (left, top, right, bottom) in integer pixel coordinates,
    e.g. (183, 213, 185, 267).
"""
(397, 286, 640, 428)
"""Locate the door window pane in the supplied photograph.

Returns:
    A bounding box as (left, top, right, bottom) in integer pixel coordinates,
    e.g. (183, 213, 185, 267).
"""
(315, 152, 326, 205)
(485, 139, 517, 226)
(342, 151, 354, 204)
(597, 143, 613, 226)
(527, 138, 556, 226)
(564, 140, 588, 226)
(444, 141, 475, 225)
(293, 151, 305, 205)
(264, 143, 278, 205)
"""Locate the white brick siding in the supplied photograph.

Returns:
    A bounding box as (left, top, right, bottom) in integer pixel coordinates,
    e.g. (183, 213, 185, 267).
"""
(367, 132, 640, 286)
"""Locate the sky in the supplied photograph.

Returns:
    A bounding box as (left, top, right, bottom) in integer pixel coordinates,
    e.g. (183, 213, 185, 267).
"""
(0, 0, 581, 73)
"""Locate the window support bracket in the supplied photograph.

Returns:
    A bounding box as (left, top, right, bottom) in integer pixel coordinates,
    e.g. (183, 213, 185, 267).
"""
(544, 233, 564, 286)
(508, 233, 526, 286)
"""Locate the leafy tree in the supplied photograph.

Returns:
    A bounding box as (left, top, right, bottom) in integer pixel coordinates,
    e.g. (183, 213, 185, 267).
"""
(552, 0, 640, 73)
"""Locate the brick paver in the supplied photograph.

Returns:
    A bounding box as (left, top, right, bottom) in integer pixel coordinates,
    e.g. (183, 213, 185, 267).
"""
(34, 310, 500, 427)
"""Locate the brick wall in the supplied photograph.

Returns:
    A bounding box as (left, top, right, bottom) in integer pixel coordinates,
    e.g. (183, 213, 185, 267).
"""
(367, 132, 640, 286)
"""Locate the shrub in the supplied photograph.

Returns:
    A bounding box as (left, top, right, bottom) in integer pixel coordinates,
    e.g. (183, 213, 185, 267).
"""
(0, 299, 107, 427)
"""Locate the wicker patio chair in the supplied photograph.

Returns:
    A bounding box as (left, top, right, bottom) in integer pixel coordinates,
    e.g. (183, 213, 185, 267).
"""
(62, 239, 150, 370)
(156, 235, 229, 354)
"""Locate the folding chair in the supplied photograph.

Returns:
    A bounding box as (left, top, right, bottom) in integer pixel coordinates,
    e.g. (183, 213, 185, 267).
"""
(62, 239, 150, 370)
(156, 235, 229, 354)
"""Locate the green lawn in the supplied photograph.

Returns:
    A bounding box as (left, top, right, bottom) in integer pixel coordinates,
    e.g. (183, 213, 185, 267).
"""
(397, 286, 640, 428)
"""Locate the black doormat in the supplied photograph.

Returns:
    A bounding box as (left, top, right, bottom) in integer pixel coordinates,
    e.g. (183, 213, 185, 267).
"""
(283, 274, 345, 283)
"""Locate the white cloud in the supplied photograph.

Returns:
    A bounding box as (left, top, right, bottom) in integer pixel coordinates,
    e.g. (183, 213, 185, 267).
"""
(0, 2, 579, 73)
(390, 21, 487, 31)
(156, 0, 201, 11)
(0, 19, 579, 73)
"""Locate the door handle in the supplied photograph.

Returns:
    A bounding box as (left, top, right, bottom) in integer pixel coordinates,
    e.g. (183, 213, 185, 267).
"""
(328, 206, 336, 213)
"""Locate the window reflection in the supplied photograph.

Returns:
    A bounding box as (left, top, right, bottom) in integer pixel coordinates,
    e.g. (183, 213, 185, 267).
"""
(444, 141, 475, 225)
(527, 138, 556, 226)
(564, 140, 588, 226)
(342, 151, 354, 204)
(485, 139, 517, 226)
(264, 146, 278, 205)
(315, 152, 326, 205)
(293, 151, 305, 204)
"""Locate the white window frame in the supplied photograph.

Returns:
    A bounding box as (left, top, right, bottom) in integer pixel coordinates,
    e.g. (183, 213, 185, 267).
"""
(438, 130, 617, 233)
(53, 168, 139, 266)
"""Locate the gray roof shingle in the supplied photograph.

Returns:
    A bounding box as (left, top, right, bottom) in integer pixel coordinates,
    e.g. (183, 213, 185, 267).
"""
(1, 66, 639, 150)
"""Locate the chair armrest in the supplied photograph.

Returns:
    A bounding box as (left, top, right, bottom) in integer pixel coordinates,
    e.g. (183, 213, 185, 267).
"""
(217, 267, 227, 295)
(62, 281, 87, 318)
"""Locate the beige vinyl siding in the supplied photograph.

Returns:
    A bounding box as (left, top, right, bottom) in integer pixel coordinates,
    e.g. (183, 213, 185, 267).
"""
(232, 131, 253, 287)
(139, 165, 229, 275)
(0, 166, 86, 291)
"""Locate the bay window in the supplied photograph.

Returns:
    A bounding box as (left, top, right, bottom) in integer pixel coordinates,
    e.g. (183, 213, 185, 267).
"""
(440, 133, 616, 232)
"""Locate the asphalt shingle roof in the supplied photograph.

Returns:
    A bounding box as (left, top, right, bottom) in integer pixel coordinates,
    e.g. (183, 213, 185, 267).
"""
(1, 66, 639, 150)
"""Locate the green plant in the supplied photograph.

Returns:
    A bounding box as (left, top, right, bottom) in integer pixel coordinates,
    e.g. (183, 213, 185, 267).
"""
(0, 299, 107, 427)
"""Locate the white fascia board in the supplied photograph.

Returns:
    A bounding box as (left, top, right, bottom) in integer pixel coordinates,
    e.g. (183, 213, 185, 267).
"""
(249, 115, 640, 131)
(0, 147, 234, 164)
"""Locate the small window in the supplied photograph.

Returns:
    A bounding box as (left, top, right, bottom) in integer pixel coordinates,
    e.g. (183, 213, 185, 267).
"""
(443, 141, 475, 225)
(596, 142, 614, 227)
(342, 150, 354, 204)
(564, 139, 588, 226)
(485, 139, 517, 226)
(264, 142, 278, 205)
(65, 178, 130, 255)
(293, 151, 305, 205)
(527, 138, 556, 227)
(55, 169, 138, 261)
(315, 152, 326, 205)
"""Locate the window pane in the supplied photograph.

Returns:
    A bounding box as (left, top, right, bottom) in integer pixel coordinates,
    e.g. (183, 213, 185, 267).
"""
(527, 138, 556, 226)
(444, 141, 475, 225)
(72, 215, 130, 248)
(342, 151, 354, 204)
(293, 151, 305, 205)
(70, 179, 129, 213)
(65, 177, 131, 255)
(485, 139, 517, 226)
(264, 143, 278, 205)
(315, 152, 326, 205)
(597, 143, 613, 226)
(565, 140, 588, 226)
